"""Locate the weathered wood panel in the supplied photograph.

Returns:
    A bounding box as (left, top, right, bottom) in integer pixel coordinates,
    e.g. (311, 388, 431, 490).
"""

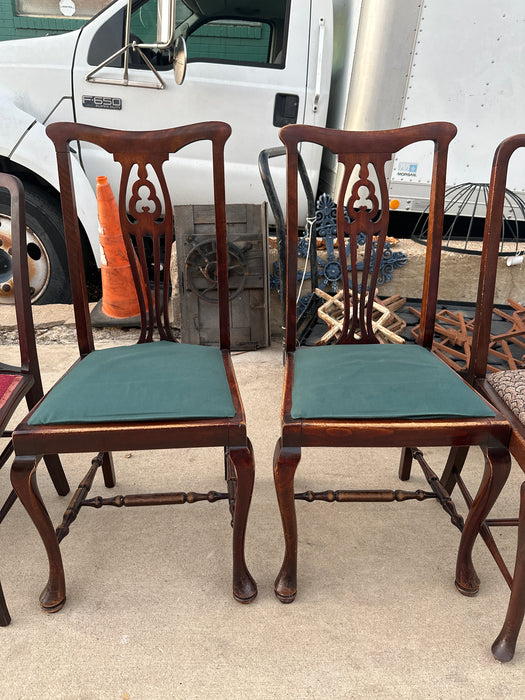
(174, 203, 269, 349)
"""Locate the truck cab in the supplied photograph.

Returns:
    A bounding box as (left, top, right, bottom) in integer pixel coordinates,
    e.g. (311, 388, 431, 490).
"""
(0, 0, 332, 304)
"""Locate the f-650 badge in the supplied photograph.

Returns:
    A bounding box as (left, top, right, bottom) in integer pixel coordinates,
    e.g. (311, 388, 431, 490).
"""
(82, 95, 122, 110)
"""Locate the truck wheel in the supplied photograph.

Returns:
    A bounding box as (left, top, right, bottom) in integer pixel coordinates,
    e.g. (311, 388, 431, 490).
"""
(0, 184, 71, 305)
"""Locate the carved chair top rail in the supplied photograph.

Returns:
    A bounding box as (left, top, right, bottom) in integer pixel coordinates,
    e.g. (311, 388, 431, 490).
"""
(279, 122, 457, 154)
(46, 121, 231, 158)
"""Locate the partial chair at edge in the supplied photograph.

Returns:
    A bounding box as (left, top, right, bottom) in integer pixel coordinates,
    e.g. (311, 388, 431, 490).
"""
(10, 121, 257, 615)
(0, 173, 69, 626)
(272, 122, 512, 625)
(441, 134, 525, 662)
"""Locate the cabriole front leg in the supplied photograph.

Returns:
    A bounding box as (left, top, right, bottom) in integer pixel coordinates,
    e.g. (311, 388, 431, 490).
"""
(11, 455, 66, 613)
(492, 480, 525, 663)
(273, 439, 301, 603)
(228, 441, 257, 603)
(455, 445, 511, 596)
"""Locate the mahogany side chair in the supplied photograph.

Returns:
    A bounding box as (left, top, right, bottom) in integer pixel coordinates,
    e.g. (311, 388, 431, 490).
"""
(440, 134, 525, 662)
(272, 122, 513, 613)
(10, 122, 257, 615)
(0, 173, 69, 626)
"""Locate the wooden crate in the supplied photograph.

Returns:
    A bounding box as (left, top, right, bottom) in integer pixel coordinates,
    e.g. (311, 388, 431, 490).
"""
(174, 203, 270, 349)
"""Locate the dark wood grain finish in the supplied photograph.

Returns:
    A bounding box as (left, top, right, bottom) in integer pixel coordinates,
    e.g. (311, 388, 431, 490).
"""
(273, 122, 512, 622)
(455, 446, 511, 595)
(11, 456, 66, 613)
(0, 174, 69, 625)
(10, 122, 257, 613)
(445, 134, 525, 661)
(46, 121, 232, 350)
(281, 122, 455, 353)
(273, 438, 301, 603)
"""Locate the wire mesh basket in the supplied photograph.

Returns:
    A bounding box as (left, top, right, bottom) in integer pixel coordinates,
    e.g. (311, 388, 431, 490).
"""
(411, 182, 525, 256)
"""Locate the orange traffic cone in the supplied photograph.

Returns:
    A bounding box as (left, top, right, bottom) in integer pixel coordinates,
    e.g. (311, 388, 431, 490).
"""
(91, 176, 145, 327)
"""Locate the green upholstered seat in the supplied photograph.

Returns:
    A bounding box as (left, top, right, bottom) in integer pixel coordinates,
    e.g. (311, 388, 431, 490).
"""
(28, 341, 236, 425)
(291, 344, 495, 420)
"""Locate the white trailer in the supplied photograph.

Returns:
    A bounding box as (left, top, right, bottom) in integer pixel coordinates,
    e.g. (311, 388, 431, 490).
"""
(327, 0, 525, 217)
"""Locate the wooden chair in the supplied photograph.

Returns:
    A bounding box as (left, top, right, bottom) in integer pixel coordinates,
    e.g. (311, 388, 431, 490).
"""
(0, 173, 69, 625)
(10, 122, 257, 615)
(441, 134, 525, 662)
(272, 122, 512, 615)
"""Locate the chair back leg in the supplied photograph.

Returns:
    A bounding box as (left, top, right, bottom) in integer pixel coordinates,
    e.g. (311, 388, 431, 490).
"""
(42, 454, 70, 496)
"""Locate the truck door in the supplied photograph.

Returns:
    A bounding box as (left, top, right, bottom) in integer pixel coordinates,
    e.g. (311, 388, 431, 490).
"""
(71, 0, 330, 208)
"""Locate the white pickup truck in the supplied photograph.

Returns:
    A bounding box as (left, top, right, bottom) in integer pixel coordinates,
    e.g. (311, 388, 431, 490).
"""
(0, 0, 523, 304)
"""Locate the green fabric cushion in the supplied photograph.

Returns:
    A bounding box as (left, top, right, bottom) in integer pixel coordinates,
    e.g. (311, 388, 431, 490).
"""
(291, 344, 495, 420)
(28, 341, 235, 425)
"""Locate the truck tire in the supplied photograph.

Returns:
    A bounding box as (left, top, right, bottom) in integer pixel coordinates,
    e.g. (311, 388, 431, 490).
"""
(0, 183, 71, 305)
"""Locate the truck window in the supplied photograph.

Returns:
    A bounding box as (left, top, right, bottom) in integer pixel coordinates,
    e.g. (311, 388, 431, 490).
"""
(128, 0, 193, 42)
(186, 20, 276, 65)
(88, 0, 190, 69)
(88, 0, 289, 69)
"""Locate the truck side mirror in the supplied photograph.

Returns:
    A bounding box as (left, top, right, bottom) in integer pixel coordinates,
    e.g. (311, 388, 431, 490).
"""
(87, 0, 179, 90)
(173, 36, 187, 85)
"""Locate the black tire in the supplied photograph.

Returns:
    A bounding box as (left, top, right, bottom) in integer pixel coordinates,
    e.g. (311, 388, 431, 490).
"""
(0, 182, 71, 305)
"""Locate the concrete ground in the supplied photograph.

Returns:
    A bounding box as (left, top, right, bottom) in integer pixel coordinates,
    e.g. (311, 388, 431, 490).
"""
(1, 306, 524, 698)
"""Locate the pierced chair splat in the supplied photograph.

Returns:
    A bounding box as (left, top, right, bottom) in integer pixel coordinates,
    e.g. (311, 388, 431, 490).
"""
(0, 173, 69, 626)
(10, 121, 257, 614)
(273, 122, 512, 611)
(440, 134, 525, 662)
